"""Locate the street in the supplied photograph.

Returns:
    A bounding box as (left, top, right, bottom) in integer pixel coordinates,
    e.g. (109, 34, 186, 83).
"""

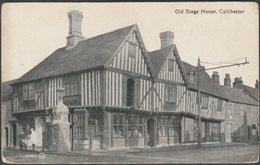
(2, 143, 259, 164)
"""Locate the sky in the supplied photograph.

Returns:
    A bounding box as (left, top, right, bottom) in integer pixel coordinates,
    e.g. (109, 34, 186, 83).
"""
(2, 2, 259, 87)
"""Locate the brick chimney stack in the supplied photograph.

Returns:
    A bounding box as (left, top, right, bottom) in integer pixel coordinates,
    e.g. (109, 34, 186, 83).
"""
(224, 74, 231, 87)
(233, 77, 243, 89)
(211, 71, 219, 85)
(66, 10, 84, 49)
(255, 80, 259, 89)
(160, 31, 174, 49)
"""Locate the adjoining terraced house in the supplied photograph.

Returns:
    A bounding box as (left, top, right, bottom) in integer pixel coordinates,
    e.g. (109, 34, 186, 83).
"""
(5, 10, 259, 152)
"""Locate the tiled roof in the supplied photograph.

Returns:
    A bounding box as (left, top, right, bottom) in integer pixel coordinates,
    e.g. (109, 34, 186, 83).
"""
(219, 86, 258, 106)
(13, 24, 136, 84)
(243, 85, 259, 101)
(182, 61, 225, 99)
(149, 45, 174, 76)
(1, 79, 16, 101)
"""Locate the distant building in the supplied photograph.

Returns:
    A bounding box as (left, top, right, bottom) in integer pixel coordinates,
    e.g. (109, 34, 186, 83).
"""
(218, 75, 259, 143)
(1, 79, 17, 149)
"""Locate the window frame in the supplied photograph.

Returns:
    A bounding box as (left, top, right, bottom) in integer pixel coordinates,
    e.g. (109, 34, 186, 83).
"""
(201, 94, 209, 109)
(159, 118, 167, 137)
(74, 112, 85, 140)
(168, 119, 180, 137)
(23, 83, 36, 101)
(113, 115, 124, 138)
(127, 116, 144, 138)
(64, 75, 80, 96)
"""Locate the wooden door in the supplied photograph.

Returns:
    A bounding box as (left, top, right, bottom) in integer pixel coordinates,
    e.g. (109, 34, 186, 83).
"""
(226, 123, 232, 143)
(147, 119, 155, 147)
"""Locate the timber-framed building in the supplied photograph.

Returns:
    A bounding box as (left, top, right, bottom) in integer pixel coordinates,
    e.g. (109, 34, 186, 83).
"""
(6, 10, 259, 151)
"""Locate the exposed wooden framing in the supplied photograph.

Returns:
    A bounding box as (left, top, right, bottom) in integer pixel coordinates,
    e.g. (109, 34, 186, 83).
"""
(107, 67, 152, 80)
(156, 79, 186, 86)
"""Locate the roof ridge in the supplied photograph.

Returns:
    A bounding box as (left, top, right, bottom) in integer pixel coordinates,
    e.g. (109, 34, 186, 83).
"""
(82, 24, 136, 42)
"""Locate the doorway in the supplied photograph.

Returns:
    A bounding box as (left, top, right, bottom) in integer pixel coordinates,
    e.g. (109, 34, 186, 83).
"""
(12, 124, 16, 146)
(147, 118, 156, 147)
(226, 123, 232, 143)
(5, 127, 9, 147)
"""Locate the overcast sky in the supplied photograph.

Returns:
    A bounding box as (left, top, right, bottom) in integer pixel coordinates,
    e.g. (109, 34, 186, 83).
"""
(2, 2, 259, 87)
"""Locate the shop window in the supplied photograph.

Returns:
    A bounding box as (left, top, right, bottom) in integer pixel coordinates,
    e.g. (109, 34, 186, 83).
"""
(168, 119, 180, 137)
(128, 116, 144, 137)
(168, 59, 174, 72)
(74, 113, 85, 140)
(113, 115, 124, 138)
(159, 118, 167, 137)
(127, 79, 135, 106)
(201, 94, 209, 109)
(88, 118, 97, 136)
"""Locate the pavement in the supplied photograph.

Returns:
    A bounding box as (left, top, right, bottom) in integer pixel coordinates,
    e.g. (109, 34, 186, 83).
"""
(2, 142, 258, 164)
(5, 141, 247, 156)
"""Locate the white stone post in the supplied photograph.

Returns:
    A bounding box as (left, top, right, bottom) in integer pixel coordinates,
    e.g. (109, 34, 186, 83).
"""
(49, 87, 71, 152)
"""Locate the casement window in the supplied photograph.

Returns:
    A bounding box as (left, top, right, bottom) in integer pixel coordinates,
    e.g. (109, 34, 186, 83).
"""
(113, 115, 124, 138)
(35, 80, 45, 92)
(168, 59, 174, 72)
(74, 112, 85, 140)
(168, 119, 180, 137)
(217, 99, 222, 111)
(127, 116, 144, 138)
(159, 118, 167, 137)
(64, 83, 80, 96)
(23, 83, 35, 100)
(128, 42, 136, 58)
(64, 75, 80, 96)
(165, 84, 177, 102)
(201, 94, 209, 109)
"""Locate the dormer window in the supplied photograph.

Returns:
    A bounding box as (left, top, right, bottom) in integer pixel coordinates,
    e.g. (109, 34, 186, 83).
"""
(189, 72, 195, 82)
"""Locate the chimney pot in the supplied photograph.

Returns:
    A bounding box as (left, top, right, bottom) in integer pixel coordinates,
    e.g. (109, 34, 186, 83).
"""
(66, 10, 84, 49)
(159, 31, 174, 49)
(233, 77, 243, 89)
(224, 73, 231, 87)
(211, 71, 219, 85)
